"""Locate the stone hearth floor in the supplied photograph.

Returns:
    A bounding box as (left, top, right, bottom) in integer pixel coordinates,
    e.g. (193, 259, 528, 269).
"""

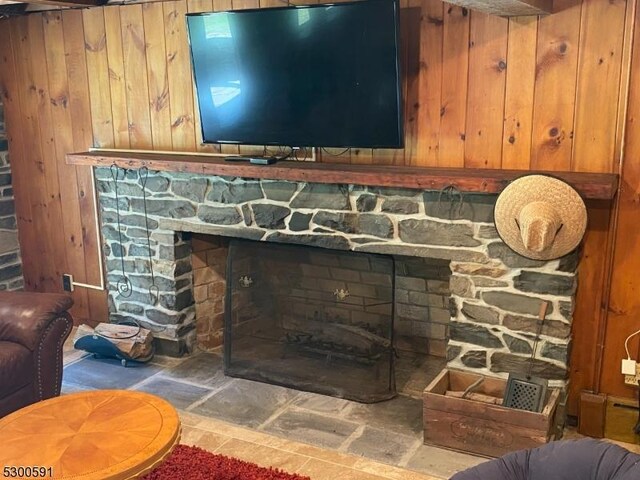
(62, 337, 486, 479)
(61, 337, 640, 478)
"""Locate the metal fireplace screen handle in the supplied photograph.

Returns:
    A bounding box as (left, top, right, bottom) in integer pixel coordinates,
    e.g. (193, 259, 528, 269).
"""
(139, 166, 159, 305)
(110, 164, 132, 298)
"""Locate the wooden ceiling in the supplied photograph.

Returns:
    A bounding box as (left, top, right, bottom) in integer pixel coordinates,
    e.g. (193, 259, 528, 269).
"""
(25, 0, 107, 5)
(0, 0, 104, 10)
(0, 0, 554, 16)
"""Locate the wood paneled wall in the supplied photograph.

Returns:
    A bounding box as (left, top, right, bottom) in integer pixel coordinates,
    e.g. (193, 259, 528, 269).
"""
(601, 1, 640, 404)
(0, 0, 638, 414)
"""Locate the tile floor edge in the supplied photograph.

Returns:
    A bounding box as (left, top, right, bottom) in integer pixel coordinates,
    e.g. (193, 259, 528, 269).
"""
(177, 409, 447, 480)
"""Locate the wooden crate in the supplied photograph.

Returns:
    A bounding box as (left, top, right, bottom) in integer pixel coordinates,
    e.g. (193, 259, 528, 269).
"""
(423, 368, 561, 457)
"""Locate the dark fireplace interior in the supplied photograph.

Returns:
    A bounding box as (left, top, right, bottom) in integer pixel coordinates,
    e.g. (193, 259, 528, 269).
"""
(223, 239, 396, 403)
(202, 236, 453, 403)
(190, 233, 451, 402)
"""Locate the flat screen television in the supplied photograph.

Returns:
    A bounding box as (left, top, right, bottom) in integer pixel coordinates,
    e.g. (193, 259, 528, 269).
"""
(186, 0, 403, 149)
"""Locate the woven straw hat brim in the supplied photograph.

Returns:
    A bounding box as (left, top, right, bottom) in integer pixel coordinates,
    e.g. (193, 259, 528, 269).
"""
(494, 175, 587, 261)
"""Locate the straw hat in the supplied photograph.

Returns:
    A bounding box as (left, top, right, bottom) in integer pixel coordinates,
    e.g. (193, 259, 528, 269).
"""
(494, 175, 587, 261)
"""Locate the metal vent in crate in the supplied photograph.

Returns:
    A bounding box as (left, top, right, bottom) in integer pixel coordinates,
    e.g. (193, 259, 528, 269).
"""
(503, 373, 548, 412)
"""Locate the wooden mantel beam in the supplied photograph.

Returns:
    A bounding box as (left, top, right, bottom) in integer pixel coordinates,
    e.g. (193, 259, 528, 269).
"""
(444, 0, 553, 17)
(67, 150, 619, 200)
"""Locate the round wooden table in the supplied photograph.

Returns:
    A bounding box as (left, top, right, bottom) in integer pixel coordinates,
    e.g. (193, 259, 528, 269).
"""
(0, 390, 181, 479)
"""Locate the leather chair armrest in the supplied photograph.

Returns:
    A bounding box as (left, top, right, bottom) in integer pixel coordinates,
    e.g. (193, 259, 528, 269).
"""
(33, 312, 73, 400)
(0, 291, 74, 350)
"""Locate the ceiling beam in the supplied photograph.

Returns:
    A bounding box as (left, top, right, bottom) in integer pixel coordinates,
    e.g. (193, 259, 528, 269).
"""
(443, 0, 553, 17)
(22, 0, 107, 6)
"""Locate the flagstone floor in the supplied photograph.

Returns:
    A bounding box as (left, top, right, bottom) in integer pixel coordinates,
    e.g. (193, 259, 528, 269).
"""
(61, 331, 640, 480)
(62, 335, 485, 479)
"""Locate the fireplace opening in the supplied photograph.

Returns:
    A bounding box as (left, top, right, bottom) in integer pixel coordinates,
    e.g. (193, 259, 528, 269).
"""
(224, 239, 396, 403)
(190, 233, 451, 404)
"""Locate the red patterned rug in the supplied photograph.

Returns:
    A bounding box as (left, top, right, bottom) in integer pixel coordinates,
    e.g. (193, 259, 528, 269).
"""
(142, 444, 311, 480)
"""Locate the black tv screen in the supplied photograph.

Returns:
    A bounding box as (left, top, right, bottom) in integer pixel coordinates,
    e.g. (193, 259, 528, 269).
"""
(186, 0, 403, 149)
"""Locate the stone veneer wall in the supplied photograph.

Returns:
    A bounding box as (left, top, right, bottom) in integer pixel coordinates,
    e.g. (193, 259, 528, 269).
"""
(0, 102, 23, 291)
(95, 168, 577, 386)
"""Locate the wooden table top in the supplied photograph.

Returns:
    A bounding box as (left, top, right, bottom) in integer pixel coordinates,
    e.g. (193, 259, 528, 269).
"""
(0, 390, 181, 480)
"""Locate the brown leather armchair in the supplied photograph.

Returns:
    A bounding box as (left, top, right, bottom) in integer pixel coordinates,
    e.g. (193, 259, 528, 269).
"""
(0, 291, 74, 418)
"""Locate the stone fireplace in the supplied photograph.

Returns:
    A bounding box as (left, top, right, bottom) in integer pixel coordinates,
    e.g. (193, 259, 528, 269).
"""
(95, 167, 577, 390)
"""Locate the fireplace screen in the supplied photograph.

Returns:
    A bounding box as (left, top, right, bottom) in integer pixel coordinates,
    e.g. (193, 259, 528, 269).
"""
(224, 239, 396, 403)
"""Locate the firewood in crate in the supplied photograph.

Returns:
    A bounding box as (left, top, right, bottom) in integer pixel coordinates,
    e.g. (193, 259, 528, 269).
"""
(74, 323, 153, 359)
(445, 390, 503, 405)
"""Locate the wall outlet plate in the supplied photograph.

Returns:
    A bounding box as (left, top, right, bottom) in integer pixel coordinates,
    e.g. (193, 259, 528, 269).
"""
(62, 274, 74, 292)
(622, 359, 637, 375)
(623, 362, 640, 386)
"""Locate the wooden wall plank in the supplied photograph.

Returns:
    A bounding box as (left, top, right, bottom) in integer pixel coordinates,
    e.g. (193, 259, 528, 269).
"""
(568, 204, 611, 414)
(572, 0, 627, 173)
(104, 6, 130, 149)
(189, 0, 215, 11)
(315, 148, 345, 164)
(613, 0, 637, 172)
(398, 0, 421, 167)
(232, 0, 258, 8)
(213, 1, 232, 13)
(28, 14, 67, 294)
(530, 0, 581, 171)
(0, 21, 39, 291)
(31, 14, 70, 294)
(62, 9, 108, 324)
(186, 0, 219, 154)
(568, 0, 636, 413)
(258, 0, 280, 8)
(63, 10, 94, 150)
(143, 2, 173, 150)
(120, 4, 152, 150)
(439, 5, 470, 168)
(10, 17, 57, 291)
(502, 17, 537, 170)
(43, 11, 91, 321)
(350, 148, 374, 165)
(464, 11, 508, 169)
(370, 148, 398, 166)
(83, 8, 114, 148)
(415, 0, 444, 167)
(165, 0, 197, 151)
(598, 0, 640, 401)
